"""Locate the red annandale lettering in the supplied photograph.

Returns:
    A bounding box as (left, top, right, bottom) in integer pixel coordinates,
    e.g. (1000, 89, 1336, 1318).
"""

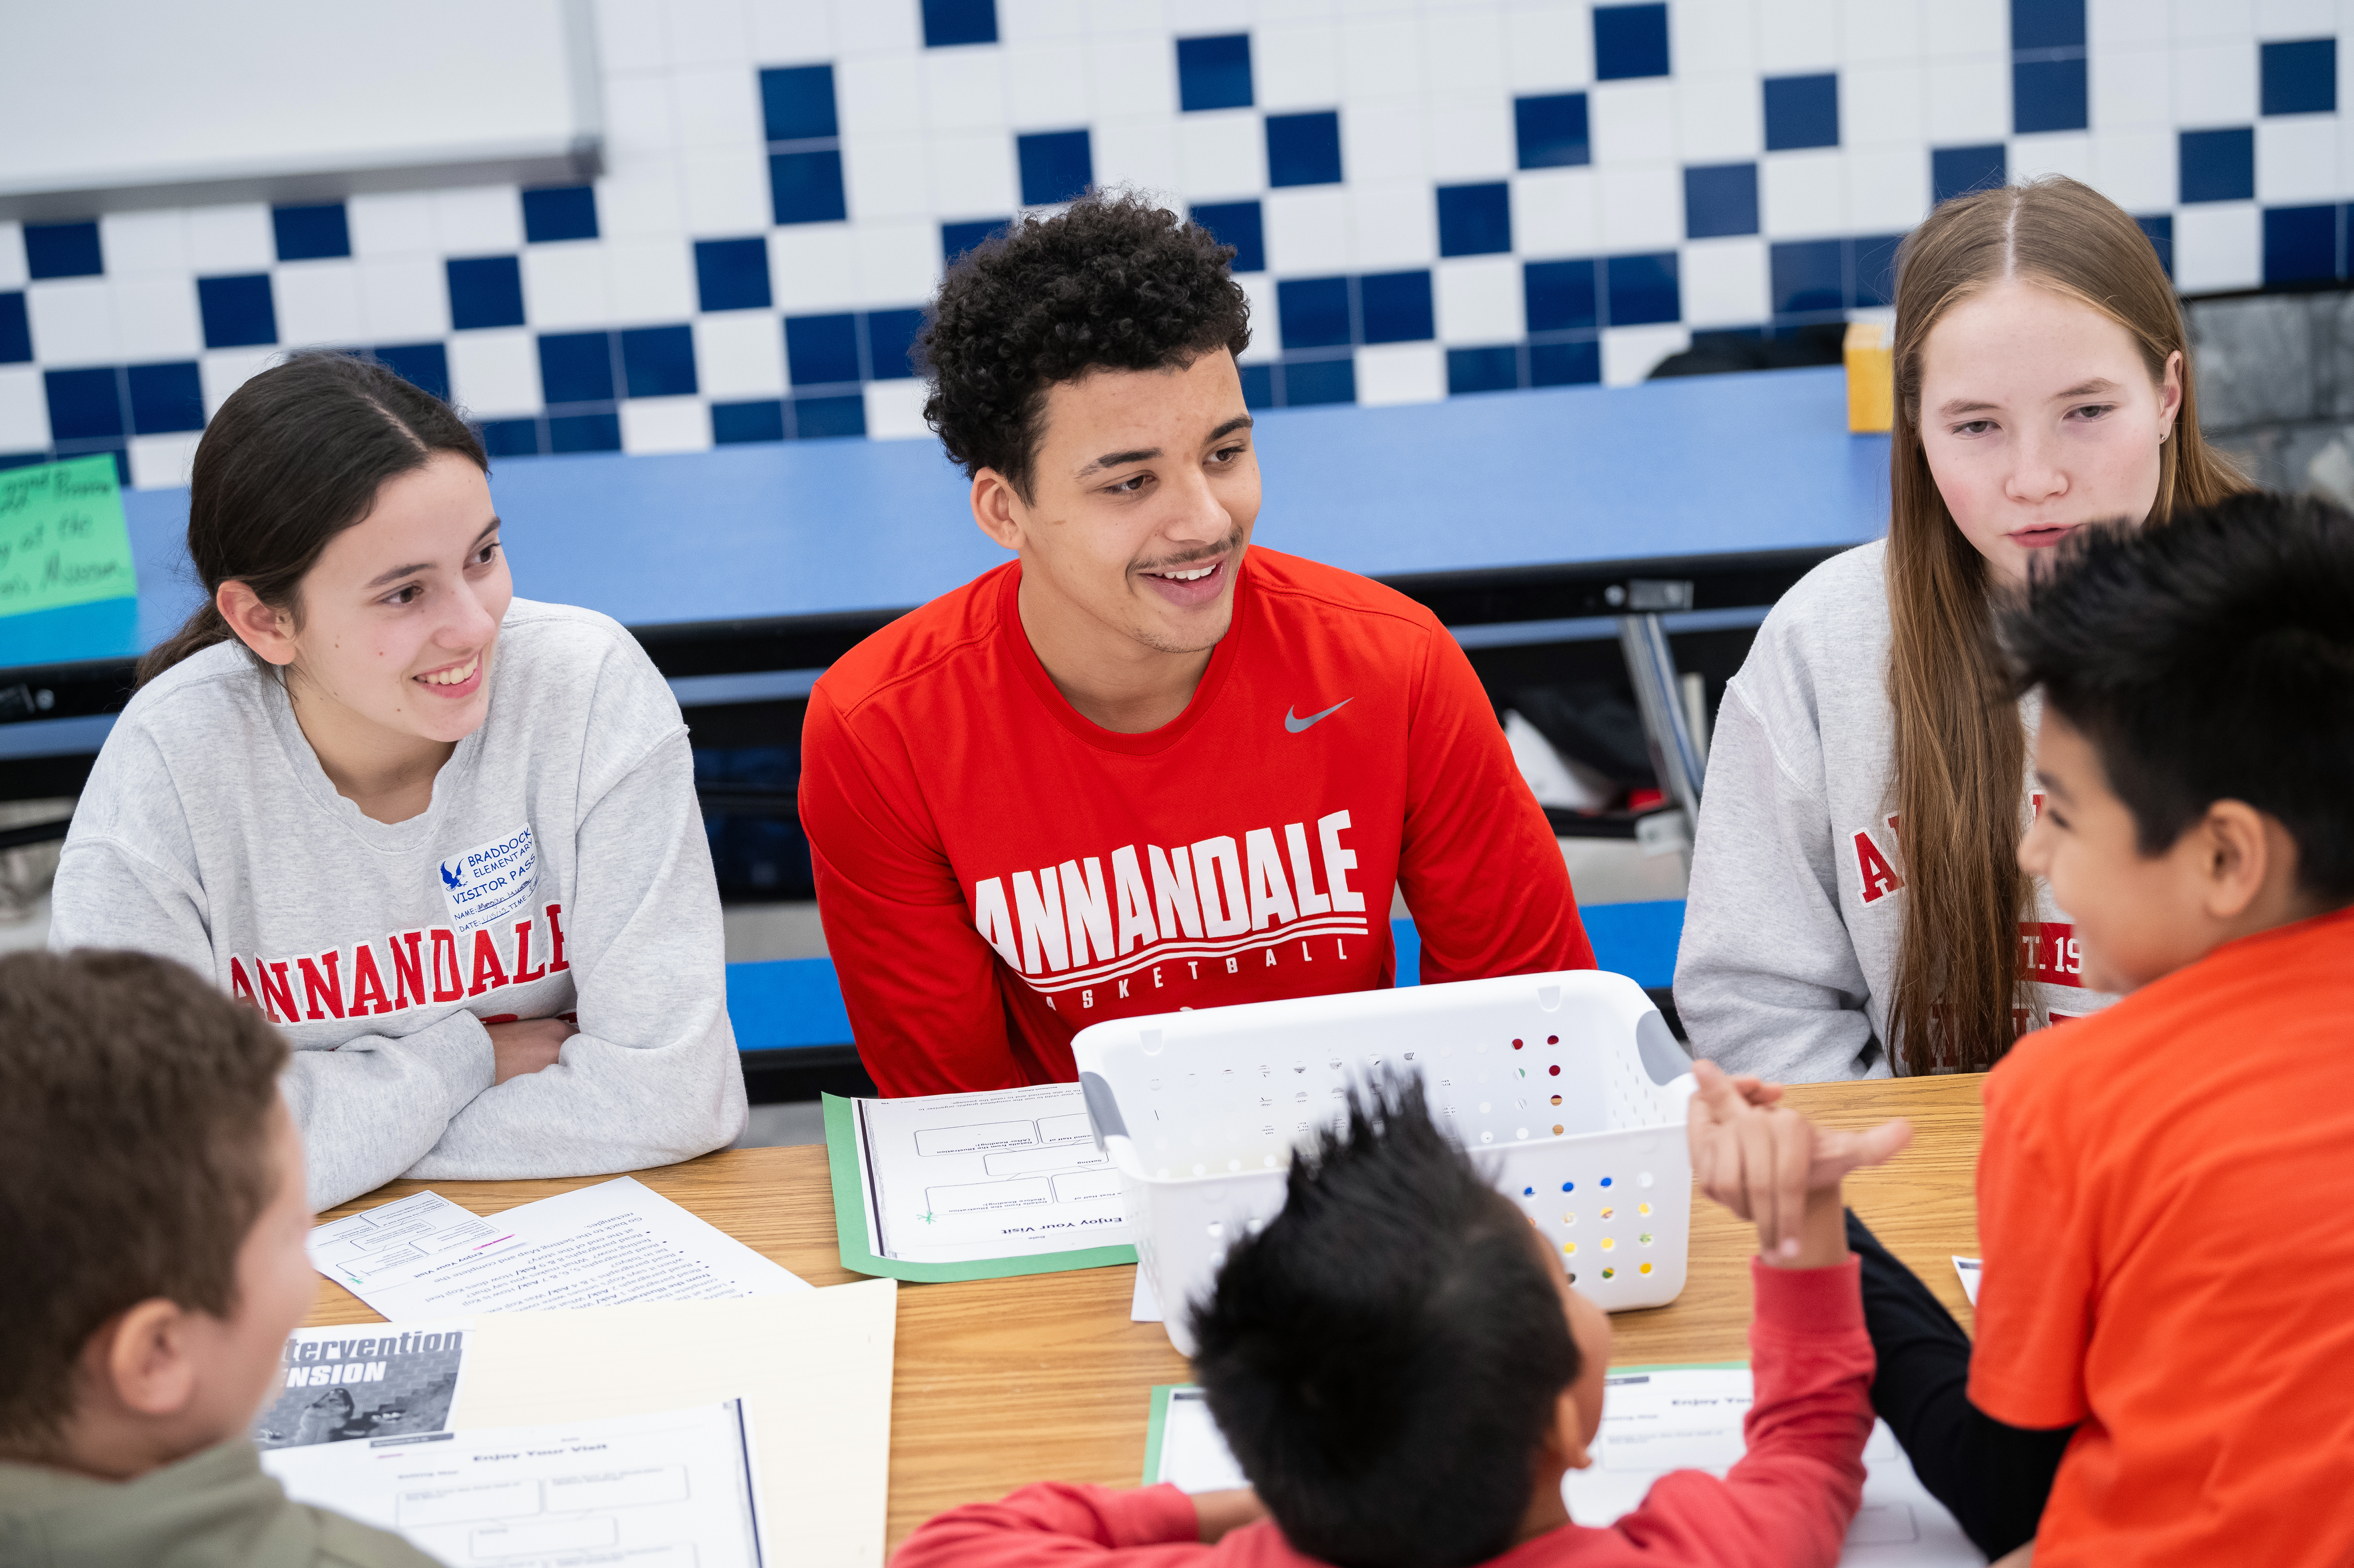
(429, 929, 464, 1002)
(297, 950, 345, 1021)
(348, 944, 393, 1015)
(229, 956, 260, 1012)
(389, 931, 426, 1010)
(543, 904, 569, 972)
(511, 919, 548, 984)
(2019, 921, 2084, 987)
(1854, 828, 1905, 903)
(258, 961, 298, 1024)
(466, 927, 509, 996)
(230, 905, 570, 1027)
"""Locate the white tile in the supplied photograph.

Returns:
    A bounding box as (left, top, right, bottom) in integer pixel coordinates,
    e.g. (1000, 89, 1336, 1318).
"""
(620, 395, 711, 453)
(2088, 0, 2170, 48)
(1004, 41, 1091, 130)
(837, 54, 924, 137)
(2092, 129, 2180, 209)
(1089, 34, 1177, 122)
(681, 151, 773, 234)
(1512, 167, 1601, 255)
(2013, 131, 2096, 184)
(1674, 0, 1754, 74)
(673, 65, 764, 149)
(663, 0, 750, 65)
(114, 277, 203, 360)
(1083, 0, 1160, 31)
(1264, 189, 1353, 274)
(1236, 272, 1279, 361)
(444, 330, 539, 417)
(598, 165, 685, 239)
(273, 262, 364, 348)
(2090, 45, 2172, 128)
(1429, 96, 1515, 180)
(2176, 41, 2258, 125)
(1355, 341, 1445, 405)
(2258, 117, 2341, 201)
(2174, 0, 2254, 40)
(1093, 120, 1180, 197)
(1679, 73, 1763, 161)
(128, 432, 202, 490)
(1601, 323, 1689, 386)
(1177, 111, 1267, 198)
(1504, 3, 1592, 91)
(923, 47, 1009, 130)
(1001, 0, 1087, 40)
(1258, 22, 1344, 109)
(435, 188, 524, 256)
(2172, 202, 2261, 291)
(863, 377, 933, 439)
(1922, 0, 2006, 57)
(1345, 102, 1429, 184)
(1925, 57, 2010, 144)
(1679, 236, 1769, 325)
(1845, 63, 1926, 147)
(1761, 149, 1845, 237)
(1596, 164, 1683, 251)
(748, 0, 832, 63)
(347, 193, 436, 259)
(1591, 82, 1676, 164)
(1350, 180, 1437, 267)
(1754, 0, 1839, 74)
(842, 134, 934, 220)
(1342, 16, 1424, 100)
(858, 219, 941, 306)
(356, 257, 450, 341)
(1423, 8, 1507, 93)
(0, 223, 25, 290)
(1434, 255, 1524, 340)
(832, 0, 918, 53)
(98, 211, 189, 277)
(930, 130, 1019, 215)
(601, 73, 679, 161)
(693, 311, 787, 397)
(2256, 0, 2334, 32)
(595, 0, 668, 70)
(1842, 0, 1923, 63)
(1847, 145, 1928, 229)
(199, 347, 280, 418)
(25, 281, 116, 366)
(766, 224, 861, 311)
(522, 245, 614, 328)
(608, 237, 697, 321)
(186, 204, 274, 275)
(0, 367, 50, 451)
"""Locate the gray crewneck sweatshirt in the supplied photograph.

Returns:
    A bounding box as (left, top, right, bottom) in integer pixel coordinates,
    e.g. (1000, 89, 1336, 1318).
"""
(51, 598, 746, 1207)
(1676, 541, 2119, 1081)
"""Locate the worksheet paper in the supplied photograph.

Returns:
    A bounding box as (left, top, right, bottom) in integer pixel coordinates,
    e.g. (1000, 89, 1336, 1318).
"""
(308, 1178, 809, 1320)
(1952, 1257, 1982, 1306)
(263, 1400, 766, 1568)
(252, 1319, 475, 1450)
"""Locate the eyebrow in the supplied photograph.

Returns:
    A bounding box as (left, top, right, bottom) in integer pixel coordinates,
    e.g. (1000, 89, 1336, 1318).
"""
(365, 517, 502, 588)
(1935, 379, 2123, 420)
(1071, 415, 1257, 479)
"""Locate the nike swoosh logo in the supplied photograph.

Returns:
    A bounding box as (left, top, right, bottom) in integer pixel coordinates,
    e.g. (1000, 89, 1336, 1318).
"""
(1285, 698, 1353, 733)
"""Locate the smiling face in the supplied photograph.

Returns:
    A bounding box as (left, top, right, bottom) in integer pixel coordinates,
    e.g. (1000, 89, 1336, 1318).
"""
(1916, 279, 2183, 589)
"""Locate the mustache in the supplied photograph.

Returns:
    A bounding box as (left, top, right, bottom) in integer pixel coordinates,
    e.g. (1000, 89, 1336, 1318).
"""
(1134, 531, 1245, 574)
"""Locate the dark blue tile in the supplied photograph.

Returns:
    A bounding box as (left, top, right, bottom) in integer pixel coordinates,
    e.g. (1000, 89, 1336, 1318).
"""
(1604, 252, 1680, 326)
(125, 362, 204, 434)
(522, 185, 599, 243)
(271, 203, 350, 261)
(1515, 92, 1591, 170)
(25, 222, 103, 280)
(1529, 340, 1601, 386)
(2264, 204, 2341, 285)
(1282, 356, 1356, 406)
(771, 148, 849, 225)
(713, 399, 787, 444)
(1177, 33, 1253, 112)
(548, 411, 622, 453)
(1764, 73, 1839, 151)
(942, 217, 1009, 263)
(1276, 277, 1351, 350)
(2136, 213, 2174, 278)
(478, 417, 544, 458)
(1769, 238, 1844, 316)
(1593, 3, 1670, 81)
(1683, 163, 1759, 239)
(620, 325, 696, 397)
(1266, 111, 1344, 187)
(1190, 200, 1265, 273)
(2013, 56, 2087, 134)
(2262, 38, 2336, 116)
(196, 274, 277, 349)
(447, 255, 527, 330)
(761, 63, 839, 141)
(2180, 127, 2255, 204)
(922, 0, 996, 47)
(1238, 362, 1275, 409)
(0, 293, 28, 363)
(539, 331, 616, 404)
(2010, 0, 2085, 51)
(786, 313, 862, 384)
(1932, 143, 2008, 204)
(1018, 130, 1093, 206)
(694, 236, 773, 311)
(1359, 271, 1434, 342)
(1447, 344, 1520, 395)
(792, 392, 867, 438)
(373, 342, 451, 401)
(1437, 183, 1512, 257)
(864, 308, 926, 380)
(44, 368, 125, 441)
(1850, 233, 1905, 308)
(1524, 258, 1599, 333)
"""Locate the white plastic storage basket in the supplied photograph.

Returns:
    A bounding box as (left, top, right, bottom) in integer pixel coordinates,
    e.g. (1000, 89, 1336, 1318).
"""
(1074, 969, 1697, 1355)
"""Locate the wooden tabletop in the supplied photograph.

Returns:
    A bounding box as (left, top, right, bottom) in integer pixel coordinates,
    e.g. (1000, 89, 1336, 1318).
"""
(305, 1074, 1983, 1551)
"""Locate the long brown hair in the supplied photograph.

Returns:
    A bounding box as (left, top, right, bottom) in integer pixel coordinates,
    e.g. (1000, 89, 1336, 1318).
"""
(1884, 176, 2249, 1074)
(135, 351, 487, 688)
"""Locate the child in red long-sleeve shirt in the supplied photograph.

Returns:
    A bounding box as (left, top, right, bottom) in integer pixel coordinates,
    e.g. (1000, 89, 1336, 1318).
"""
(894, 1066, 1911, 1568)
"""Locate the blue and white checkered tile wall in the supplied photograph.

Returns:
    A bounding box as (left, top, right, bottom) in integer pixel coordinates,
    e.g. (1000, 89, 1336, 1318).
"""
(6, 0, 2354, 488)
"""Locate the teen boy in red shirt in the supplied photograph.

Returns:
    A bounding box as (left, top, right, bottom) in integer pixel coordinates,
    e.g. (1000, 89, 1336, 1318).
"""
(800, 194, 1592, 1095)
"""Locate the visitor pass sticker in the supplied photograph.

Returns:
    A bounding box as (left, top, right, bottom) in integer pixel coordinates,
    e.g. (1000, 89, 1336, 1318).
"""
(438, 825, 538, 933)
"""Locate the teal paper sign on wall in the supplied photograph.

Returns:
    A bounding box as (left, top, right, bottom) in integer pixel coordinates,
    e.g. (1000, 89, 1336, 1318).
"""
(0, 456, 139, 619)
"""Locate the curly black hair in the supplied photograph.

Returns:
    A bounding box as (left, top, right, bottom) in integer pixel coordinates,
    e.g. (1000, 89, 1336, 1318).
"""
(918, 190, 1252, 499)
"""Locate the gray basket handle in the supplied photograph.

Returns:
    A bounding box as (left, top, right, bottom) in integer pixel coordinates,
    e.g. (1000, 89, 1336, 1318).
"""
(1080, 1071, 1128, 1155)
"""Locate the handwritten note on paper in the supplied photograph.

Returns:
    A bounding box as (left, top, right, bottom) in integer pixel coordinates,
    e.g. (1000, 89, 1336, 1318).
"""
(0, 456, 138, 618)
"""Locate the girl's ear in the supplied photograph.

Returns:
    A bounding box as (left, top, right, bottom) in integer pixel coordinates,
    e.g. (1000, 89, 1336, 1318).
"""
(2157, 349, 2184, 440)
(217, 581, 298, 667)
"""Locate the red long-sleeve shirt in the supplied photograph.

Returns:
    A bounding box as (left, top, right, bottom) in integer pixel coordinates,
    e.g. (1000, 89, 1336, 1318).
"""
(891, 1259, 1873, 1568)
(800, 548, 1593, 1096)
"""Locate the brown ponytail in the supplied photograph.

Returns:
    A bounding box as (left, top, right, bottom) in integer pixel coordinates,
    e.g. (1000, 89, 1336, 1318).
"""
(134, 352, 489, 689)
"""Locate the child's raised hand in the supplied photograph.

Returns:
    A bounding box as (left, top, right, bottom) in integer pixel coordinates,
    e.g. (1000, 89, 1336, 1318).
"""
(1686, 1060, 1914, 1264)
